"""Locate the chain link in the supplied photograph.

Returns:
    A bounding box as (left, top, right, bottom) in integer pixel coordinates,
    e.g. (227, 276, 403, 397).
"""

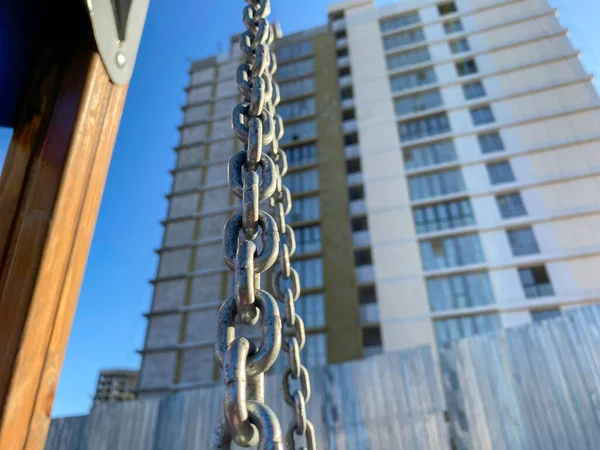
(264, 16, 316, 450)
(212, 1, 284, 448)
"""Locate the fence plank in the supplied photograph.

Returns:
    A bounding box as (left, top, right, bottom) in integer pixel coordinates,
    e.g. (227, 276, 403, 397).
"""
(47, 305, 600, 450)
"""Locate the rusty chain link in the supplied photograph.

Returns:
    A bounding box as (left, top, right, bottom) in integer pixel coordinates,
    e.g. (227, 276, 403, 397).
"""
(212, 1, 284, 448)
(264, 14, 316, 450)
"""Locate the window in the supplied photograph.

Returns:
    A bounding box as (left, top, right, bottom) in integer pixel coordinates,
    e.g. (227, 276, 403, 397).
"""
(295, 225, 321, 254)
(354, 249, 372, 266)
(507, 227, 539, 256)
(358, 285, 377, 304)
(408, 168, 464, 200)
(413, 198, 475, 233)
(470, 105, 495, 125)
(346, 158, 361, 174)
(531, 308, 561, 323)
(294, 294, 325, 328)
(340, 86, 354, 100)
(395, 89, 443, 116)
(487, 161, 515, 184)
(286, 143, 317, 167)
(478, 132, 504, 153)
(351, 216, 368, 232)
(497, 192, 527, 218)
(456, 59, 478, 76)
(342, 108, 355, 121)
(519, 266, 554, 298)
(293, 258, 323, 289)
(387, 46, 431, 70)
(280, 120, 317, 144)
(285, 169, 319, 194)
(390, 67, 437, 93)
(443, 19, 463, 34)
(335, 30, 347, 40)
(289, 196, 320, 223)
(383, 28, 426, 50)
(336, 48, 348, 59)
(380, 11, 420, 32)
(344, 132, 359, 146)
(420, 233, 485, 270)
(449, 38, 470, 54)
(280, 77, 315, 98)
(278, 97, 316, 120)
(463, 81, 486, 100)
(399, 112, 451, 141)
(427, 272, 495, 312)
(435, 314, 501, 348)
(277, 41, 313, 63)
(339, 66, 351, 78)
(278, 59, 314, 81)
(349, 185, 364, 201)
(403, 139, 456, 170)
(438, 2, 457, 16)
(363, 327, 382, 347)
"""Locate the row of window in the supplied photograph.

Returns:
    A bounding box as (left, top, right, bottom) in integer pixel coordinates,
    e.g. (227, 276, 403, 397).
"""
(379, 1, 456, 34)
(403, 131, 503, 172)
(278, 97, 316, 120)
(395, 89, 443, 116)
(279, 77, 314, 98)
(280, 119, 317, 145)
(286, 143, 318, 167)
(277, 40, 313, 63)
(383, 27, 425, 51)
(435, 304, 561, 348)
(278, 58, 314, 82)
(420, 233, 484, 271)
(429, 263, 555, 316)
(284, 168, 319, 194)
(397, 102, 495, 143)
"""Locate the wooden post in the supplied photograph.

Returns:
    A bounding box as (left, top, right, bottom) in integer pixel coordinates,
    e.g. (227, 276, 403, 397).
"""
(0, 2, 129, 449)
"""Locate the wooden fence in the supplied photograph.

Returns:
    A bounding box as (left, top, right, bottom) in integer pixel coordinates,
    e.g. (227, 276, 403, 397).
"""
(46, 305, 600, 449)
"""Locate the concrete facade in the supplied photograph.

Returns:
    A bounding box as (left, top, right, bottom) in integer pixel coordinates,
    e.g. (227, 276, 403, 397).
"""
(138, 0, 600, 394)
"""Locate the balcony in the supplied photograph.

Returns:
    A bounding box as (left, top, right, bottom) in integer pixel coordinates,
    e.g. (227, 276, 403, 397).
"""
(340, 98, 355, 109)
(347, 172, 363, 186)
(352, 230, 370, 248)
(336, 37, 348, 48)
(349, 199, 366, 216)
(360, 303, 380, 325)
(355, 264, 375, 284)
(331, 18, 345, 32)
(363, 345, 383, 358)
(337, 56, 350, 68)
(343, 119, 357, 133)
(338, 75, 352, 87)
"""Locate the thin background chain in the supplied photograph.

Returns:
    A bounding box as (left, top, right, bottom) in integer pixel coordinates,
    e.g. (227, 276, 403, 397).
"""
(266, 27, 317, 450)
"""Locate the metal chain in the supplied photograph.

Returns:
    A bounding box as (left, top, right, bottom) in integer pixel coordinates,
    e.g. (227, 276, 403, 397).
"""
(212, 1, 284, 448)
(266, 26, 316, 450)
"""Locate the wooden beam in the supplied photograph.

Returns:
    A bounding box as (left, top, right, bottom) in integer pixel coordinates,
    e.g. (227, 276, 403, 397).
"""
(0, 2, 129, 449)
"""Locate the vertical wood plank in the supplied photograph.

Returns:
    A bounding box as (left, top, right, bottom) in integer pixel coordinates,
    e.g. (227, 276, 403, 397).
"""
(0, 2, 129, 449)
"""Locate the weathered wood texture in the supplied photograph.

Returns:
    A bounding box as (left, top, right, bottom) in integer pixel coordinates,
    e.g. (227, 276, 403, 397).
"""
(45, 347, 450, 450)
(45, 305, 600, 449)
(0, 2, 128, 449)
(440, 304, 600, 450)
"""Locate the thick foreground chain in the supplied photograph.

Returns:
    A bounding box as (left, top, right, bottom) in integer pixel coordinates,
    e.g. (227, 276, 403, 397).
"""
(211, 1, 283, 448)
(266, 29, 316, 450)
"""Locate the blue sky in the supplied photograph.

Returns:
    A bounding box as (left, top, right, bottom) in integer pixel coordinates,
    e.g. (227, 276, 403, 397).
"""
(0, 0, 597, 418)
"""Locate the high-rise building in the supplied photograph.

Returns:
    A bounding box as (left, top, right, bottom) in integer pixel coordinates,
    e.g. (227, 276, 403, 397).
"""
(138, 0, 600, 396)
(93, 370, 138, 404)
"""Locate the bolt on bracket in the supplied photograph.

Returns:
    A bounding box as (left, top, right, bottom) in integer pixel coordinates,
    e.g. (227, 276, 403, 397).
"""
(86, 0, 150, 85)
